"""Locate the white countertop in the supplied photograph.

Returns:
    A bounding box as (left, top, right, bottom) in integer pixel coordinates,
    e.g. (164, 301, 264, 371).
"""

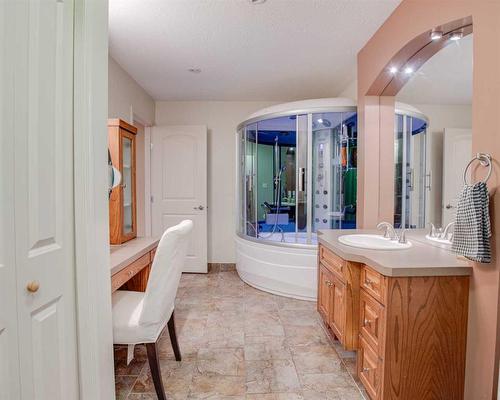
(318, 229, 472, 277)
(109, 236, 160, 275)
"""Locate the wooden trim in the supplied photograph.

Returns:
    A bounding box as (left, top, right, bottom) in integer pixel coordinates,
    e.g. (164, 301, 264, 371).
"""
(108, 118, 138, 135)
(367, 16, 473, 96)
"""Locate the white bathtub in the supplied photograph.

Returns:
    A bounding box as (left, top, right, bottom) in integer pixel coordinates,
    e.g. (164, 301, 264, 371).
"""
(235, 233, 318, 301)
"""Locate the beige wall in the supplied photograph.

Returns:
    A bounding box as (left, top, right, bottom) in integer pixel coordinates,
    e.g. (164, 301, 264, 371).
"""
(108, 55, 155, 125)
(155, 101, 277, 263)
(108, 55, 155, 239)
(357, 1, 500, 397)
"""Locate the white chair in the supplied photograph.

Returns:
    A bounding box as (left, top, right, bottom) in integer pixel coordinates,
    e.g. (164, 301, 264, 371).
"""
(112, 220, 193, 400)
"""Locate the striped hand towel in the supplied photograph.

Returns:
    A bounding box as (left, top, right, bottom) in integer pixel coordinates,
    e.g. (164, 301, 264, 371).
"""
(451, 181, 491, 263)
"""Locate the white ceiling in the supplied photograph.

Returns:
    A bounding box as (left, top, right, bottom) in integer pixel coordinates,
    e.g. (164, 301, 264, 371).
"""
(109, 0, 401, 101)
(397, 34, 473, 105)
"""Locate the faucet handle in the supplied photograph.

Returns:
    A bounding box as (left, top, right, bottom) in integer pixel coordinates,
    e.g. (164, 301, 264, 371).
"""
(398, 229, 407, 244)
(428, 223, 436, 237)
(377, 222, 391, 239)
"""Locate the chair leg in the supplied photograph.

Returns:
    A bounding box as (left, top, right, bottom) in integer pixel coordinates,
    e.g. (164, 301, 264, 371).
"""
(146, 341, 167, 400)
(167, 310, 182, 361)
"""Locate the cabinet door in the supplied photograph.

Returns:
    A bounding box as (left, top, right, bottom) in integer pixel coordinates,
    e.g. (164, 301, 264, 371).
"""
(330, 276, 346, 340)
(120, 130, 136, 241)
(318, 264, 332, 322)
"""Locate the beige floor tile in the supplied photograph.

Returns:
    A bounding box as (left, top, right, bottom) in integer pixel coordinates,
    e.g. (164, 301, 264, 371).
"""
(189, 373, 246, 398)
(245, 359, 301, 394)
(132, 361, 194, 400)
(196, 347, 246, 376)
(244, 336, 292, 361)
(115, 376, 136, 400)
(115, 270, 362, 400)
(246, 393, 304, 400)
(245, 311, 284, 337)
(298, 371, 356, 392)
(292, 353, 343, 375)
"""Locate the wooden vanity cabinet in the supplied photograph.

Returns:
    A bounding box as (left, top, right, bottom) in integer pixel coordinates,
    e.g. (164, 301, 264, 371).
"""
(108, 119, 137, 244)
(318, 245, 470, 400)
(318, 244, 360, 351)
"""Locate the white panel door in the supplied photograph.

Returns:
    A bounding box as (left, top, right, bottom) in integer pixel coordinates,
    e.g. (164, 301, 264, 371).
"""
(442, 128, 472, 226)
(151, 125, 208, 273)
(1, 1, 79, 399)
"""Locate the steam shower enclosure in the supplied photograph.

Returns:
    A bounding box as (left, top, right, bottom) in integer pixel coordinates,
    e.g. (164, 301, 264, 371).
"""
(235, 99, 357, 300)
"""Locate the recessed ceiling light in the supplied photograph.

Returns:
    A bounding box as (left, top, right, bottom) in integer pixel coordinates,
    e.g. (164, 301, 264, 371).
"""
(450, 31, 463, 41)
(404, 66, 413, 75)
(430, 30, 443, 40)
(188, 68, 202, 73)
(389, 66, 398, 74)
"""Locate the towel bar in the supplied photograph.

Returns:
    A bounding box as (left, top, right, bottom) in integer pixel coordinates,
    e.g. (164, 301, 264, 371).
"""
(463, 153, 492, 185)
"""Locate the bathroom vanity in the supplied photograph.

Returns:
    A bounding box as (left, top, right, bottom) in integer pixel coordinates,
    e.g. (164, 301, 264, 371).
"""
(317, 229, 472, 400)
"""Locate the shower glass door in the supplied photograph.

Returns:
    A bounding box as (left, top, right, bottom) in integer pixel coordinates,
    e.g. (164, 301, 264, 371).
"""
(394, 114, 427, 228)
(245, 123, 257, 237)
(310, 112, 357, 232)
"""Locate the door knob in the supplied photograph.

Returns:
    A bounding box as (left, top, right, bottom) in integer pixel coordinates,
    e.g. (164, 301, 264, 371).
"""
(193, 205, 204, 210)
(27, 281, 40, 293)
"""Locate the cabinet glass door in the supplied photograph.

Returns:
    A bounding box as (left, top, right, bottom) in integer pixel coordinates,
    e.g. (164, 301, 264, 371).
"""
(122, 136, 133, 234)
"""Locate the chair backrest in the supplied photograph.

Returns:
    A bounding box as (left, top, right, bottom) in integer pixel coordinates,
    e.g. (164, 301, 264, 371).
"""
(139, 220, 193, 327)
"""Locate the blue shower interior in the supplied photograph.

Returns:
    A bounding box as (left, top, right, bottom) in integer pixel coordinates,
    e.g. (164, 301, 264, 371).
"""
(245, 113, 358, 235)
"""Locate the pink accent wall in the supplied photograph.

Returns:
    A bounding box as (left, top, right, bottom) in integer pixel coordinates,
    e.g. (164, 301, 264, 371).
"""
(357, 1, 500, 398)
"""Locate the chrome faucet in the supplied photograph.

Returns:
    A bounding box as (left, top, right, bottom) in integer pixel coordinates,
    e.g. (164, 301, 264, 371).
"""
(440, 222, 455, 240)
(377, 222, 398, 240)
(277, 226, 285, 242)
(398, 229, 407, 244)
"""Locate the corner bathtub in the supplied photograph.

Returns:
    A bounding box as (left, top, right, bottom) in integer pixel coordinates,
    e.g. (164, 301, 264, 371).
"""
(235, 232, 318, 301)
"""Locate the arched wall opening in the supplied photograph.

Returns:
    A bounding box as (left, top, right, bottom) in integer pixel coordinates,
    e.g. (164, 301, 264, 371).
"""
(356, 1, 500, 398)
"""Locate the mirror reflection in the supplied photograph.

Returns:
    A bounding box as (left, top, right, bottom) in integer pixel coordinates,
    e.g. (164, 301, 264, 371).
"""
(395, 33, 473, 240)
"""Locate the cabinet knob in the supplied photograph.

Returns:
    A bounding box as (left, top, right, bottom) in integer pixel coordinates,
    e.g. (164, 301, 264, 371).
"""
(27, 281, 40, 293)
(325, 280, 332, 287)
(364, 279, 373, 286)
(362, 367, 371, 373)
(364, 319, 372, 326)
(193, 205, 205, 210)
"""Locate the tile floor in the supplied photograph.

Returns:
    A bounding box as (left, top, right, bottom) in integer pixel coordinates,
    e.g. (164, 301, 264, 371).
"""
(114, 268, 366, 400)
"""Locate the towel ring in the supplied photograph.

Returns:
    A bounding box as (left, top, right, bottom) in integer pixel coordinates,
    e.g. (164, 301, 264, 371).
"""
(463, 153, 492, 185)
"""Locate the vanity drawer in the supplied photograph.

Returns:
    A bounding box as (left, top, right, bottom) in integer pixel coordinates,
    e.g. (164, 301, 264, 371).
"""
(361, 265, 386, 304)
(111, 253, 150, 292)
(319, 245, 346, 281)
(360, 289, 385, 355)
(358, 336, 382, 400)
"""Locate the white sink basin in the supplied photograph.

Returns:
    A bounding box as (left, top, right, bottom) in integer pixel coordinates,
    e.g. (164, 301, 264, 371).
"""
(338, 234, 412, 250)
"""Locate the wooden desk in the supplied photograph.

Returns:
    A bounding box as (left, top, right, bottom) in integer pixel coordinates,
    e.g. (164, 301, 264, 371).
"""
(110, 236, 160, 292)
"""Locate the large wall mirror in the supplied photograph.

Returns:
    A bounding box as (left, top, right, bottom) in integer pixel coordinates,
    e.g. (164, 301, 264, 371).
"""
(394, 32, 472, 239)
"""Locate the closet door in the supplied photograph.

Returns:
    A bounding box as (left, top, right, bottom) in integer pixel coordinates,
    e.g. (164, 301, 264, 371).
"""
(2, 1, 80, 399)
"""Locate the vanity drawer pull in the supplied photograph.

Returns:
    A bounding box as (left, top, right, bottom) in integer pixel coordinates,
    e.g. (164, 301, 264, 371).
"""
(362, 367, 371, 373)
(325, 280, 333, 287)
(364, 319, 372, 326)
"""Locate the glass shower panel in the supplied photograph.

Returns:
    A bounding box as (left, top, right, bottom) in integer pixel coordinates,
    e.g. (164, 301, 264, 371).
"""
(408, 116, 427, 228)
(394, 114, 427, 229)
(245, 123, 258, 237)
(238, 128, 246, 235)
(296, 114, 308, 235)
(394, 114, 404, 228)
(311, 112, 351, 231)
(255, 116, 297, 238)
